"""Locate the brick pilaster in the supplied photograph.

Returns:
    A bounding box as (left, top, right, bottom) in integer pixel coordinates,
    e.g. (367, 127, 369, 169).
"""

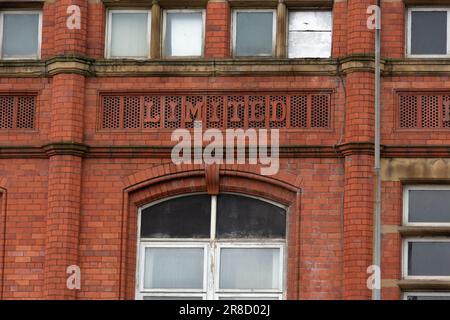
(44, 0, 88, 299)
(342, 0, 376, 300)
(205, 0, 230, 58)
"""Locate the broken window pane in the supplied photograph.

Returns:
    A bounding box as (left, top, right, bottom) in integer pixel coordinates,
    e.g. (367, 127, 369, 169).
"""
(288, 11, 332, 58)
(234, 11, 274, 57)
(165, 11, 203, 57)
(410, 11, 447, 55)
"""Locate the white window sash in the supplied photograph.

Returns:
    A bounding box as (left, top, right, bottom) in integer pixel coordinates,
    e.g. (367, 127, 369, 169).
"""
(402, 237, 450, 280)
(407, 7, 450, 58)
(162, 9, 205, 58)
(403, 185, 450, 227)
(403, 291, 450, 300)
(214, 242, 285, 295)
(0, 10, 42, 60)
(231, 9, 277, 57)
(136, 193, 287, 300)
(137, 242, 209, 293)
(105, 9, 151, 59)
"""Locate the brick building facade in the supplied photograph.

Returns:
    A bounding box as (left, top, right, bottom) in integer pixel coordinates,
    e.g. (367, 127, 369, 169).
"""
(0, 0, 449, 300)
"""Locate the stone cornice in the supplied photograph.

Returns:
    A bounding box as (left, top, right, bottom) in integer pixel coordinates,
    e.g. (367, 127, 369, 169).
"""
(384, 58, 450, 76)
(93, 58, 339, 76)
(6, 55, 450, 77)
(0, 60, 45, 77)
(7, 143, 450, 158)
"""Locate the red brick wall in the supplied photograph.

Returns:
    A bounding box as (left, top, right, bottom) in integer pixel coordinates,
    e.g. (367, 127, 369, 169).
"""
(0, 0, 442, 300)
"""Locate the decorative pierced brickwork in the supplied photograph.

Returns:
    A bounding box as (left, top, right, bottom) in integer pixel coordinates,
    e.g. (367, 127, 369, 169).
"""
(99, 92, 332, 131)
(0, 94, 36, 130)
(398, 92, 450, 130)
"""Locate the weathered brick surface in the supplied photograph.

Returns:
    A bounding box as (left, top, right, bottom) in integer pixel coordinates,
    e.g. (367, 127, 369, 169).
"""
(0, 0, 440, 300)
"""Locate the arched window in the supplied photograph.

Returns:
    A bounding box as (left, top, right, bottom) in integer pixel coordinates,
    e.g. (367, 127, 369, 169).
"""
(136, 193, 287, 300)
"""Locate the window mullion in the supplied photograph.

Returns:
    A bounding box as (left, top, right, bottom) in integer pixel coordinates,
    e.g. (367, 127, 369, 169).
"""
(207, 195, 217, 300)
(210, 195, 217, 240)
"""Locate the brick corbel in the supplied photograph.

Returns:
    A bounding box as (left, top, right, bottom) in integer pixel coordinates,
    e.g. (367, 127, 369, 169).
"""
(46, 55, 94, 76)
(43, 142, 89, 157)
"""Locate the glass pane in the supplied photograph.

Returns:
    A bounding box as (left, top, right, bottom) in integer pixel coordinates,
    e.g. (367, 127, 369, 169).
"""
(3, 13, 39, 58)
(235, 11, 274, 56)
(140, 195, 211, 238)
(110, 12, 149, 57)
(411, 11, 447, 55)
(165, 12, 203, 56)
(144, 247, 204, 289)
(407, 295, 450, 300)
(408, 242, 450, 276)
(408, 190, 450, 223)
(217, 194, 286, 239)
(219, 248, 280, 290)
(288, 31, 332, 58)
(143, 296, 203, 300)
(289, 11, 332, 31)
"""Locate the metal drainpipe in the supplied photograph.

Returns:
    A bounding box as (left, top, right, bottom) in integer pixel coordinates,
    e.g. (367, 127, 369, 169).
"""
(373, 0, 382, 301)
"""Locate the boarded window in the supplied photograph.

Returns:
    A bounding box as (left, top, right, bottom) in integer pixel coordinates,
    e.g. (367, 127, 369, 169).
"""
(288, 11, 332, 58)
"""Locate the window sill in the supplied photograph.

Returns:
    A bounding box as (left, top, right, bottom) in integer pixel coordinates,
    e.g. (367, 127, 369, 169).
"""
(398, 279, 450, 291)
(399, 226, 450, 237)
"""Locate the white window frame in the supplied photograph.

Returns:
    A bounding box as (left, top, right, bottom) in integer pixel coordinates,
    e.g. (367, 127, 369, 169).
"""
(231, 9, 277, 58)
(286, 9, 333, 59)
(403, 291, 450, 300)
(105, 9, 151, 59)
(402, 237, 450, 280)
(136, 193, 287, 300)
(0, 10, 42, 60)
(403, 185, 450, 227)
(162, 9, 206, 58)
(407, 7, 450, 58)
(215, 242, 284, 300)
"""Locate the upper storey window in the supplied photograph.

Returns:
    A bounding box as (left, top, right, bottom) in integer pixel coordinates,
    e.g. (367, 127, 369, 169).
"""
(106, 9, 151, 59)
(232, 9, 276, 57)
(288, 10, 332, 58)
(0, 10, 42, 59)
(407, 8, 450, 57)
(163, 10, 205, 57)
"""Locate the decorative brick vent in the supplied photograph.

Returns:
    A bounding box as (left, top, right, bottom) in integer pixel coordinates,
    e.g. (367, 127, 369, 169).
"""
(0, 94, 36, 130)
(399, 92, 450, 129)
(99, 92, 332, 130)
